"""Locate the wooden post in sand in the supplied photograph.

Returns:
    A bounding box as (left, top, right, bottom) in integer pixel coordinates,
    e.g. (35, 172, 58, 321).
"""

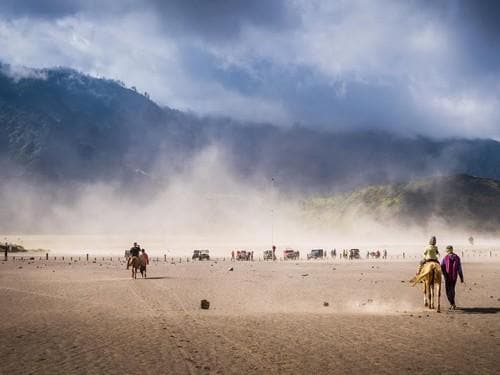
(46, 253, 49, 260)
(164, 254, 166, 262)
(86, 253, 89, 261)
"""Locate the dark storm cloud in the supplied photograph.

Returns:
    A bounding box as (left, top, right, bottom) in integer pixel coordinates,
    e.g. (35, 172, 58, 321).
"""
(461, 0, 500, 39)
(454, 1, 500, 75)
(0, 0, 295, 37)
(0, 0, 82, 18)
(149, 0, 296, 39)
(422, 0, 500, 67)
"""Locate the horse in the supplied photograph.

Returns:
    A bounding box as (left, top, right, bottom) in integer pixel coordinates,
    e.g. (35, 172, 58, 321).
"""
(411, 262, 442, 312)
(129, 256, 142, 279)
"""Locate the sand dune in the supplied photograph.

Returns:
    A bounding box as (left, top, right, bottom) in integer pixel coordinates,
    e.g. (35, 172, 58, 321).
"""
(1, 258, 499, 374)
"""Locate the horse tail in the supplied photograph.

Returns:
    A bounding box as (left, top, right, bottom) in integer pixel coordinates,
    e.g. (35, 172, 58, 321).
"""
(411, 266, 432, 286)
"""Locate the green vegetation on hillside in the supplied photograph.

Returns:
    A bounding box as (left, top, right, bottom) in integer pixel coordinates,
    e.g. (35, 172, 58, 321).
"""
(304, 174, 500, 233)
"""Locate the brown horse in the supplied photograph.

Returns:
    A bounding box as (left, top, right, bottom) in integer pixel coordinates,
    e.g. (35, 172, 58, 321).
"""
(129, 256, 142, 279)
(411, 262, 442, 312)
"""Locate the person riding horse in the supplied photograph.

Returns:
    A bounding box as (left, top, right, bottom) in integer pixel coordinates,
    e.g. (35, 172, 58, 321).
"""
(127, 242, 141, 270)
(417, 236, 440, 274)
(411, 236, 443, 312)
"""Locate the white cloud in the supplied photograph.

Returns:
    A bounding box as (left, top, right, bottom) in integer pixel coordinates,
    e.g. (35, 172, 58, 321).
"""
(0, 0, 499, 138)
(0, 12, 289, 124)
(0, 62, 47, 81)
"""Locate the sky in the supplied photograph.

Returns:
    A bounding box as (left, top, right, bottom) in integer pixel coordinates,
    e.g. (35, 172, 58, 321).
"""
(0, 0, 499, 139)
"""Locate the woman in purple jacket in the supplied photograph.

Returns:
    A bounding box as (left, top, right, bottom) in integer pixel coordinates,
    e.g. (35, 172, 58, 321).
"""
(441, 246, 464, 310)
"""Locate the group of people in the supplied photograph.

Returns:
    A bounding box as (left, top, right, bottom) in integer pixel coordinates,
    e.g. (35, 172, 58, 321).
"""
(366, 250, 388, 259)
(231, 250, 254, 261)
(419, 236, 465, 310)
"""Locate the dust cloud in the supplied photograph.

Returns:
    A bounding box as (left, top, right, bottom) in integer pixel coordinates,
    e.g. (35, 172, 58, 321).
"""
(0, 145, 495, 255)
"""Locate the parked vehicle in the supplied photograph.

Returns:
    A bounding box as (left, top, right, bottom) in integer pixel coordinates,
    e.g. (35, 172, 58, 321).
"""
(193, 249, 210, 260)
(263, 250, 275, 260)
(283, 249, 300, 260)
(349, 248, 360, 260)
(307, 249, 324, 259)
(236, 250, 249, 261)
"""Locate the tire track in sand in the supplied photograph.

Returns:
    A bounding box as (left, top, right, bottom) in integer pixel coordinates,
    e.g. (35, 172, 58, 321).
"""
(136, 278, 278, 374)
(129, 282, 198, 375)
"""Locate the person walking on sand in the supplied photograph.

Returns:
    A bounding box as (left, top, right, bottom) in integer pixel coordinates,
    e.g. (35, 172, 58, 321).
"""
(139, 248, 149, 276)
(441, 245, 464, 310)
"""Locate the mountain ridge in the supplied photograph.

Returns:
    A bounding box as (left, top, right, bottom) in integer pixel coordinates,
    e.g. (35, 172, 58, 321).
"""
(1, 63, 500, 192)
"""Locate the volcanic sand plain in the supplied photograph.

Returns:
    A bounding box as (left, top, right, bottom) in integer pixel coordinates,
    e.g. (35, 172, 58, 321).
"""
(1, 257, 499, 374)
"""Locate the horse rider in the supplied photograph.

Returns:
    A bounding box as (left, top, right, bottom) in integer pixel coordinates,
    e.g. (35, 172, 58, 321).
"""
(127, 242, 141, 269)
(417, 236, 440, 274)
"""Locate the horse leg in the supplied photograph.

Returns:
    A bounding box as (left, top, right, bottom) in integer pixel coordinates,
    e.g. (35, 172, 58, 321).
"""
(427, 283, 432, 309)
(430, 283, 435, 309)
(423, 281, 428, 307)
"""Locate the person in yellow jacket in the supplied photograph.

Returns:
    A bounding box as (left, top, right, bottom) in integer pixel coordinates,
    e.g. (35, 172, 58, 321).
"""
(424, 236, 440, 262)
(417, 236, 440, 274)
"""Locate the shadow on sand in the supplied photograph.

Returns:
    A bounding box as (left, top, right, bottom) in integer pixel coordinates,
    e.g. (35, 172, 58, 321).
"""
(456, 307, 500, 314)
(140, 276, 173, 280)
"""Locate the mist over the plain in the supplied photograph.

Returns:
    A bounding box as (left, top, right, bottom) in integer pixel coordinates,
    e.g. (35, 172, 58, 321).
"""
(3, 140, 498, 257)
